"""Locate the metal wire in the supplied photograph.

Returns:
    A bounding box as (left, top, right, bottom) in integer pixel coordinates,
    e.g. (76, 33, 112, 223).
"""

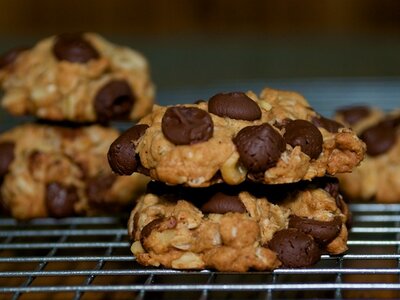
(0, 204, 399, 299)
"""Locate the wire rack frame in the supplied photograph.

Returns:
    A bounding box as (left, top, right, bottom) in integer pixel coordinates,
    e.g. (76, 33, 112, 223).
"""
(0, 204, 400, 300)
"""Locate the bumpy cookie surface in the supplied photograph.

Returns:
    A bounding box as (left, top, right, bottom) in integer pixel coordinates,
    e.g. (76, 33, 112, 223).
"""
(109, 88, 365, 187)
(335, 106, 400, 202)
(0, 123, 149, 219)
(0, 33, 154, 123)
(128, 177, 349, 271)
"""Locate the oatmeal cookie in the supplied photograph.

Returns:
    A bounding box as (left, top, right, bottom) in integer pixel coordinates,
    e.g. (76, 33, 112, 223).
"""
(0, 123, 149, 219)
(0, 33, 154, 123)
(109, 88, 365, 187)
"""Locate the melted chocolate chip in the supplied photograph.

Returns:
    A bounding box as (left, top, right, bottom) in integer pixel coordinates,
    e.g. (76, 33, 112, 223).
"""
(312, 116, 344, 133)
(208, 92, 261, 121)
(360, 120, 397, 156)
(161, 106, 213, 145)
(201, 192, 246, 214)
(140, 217, 177, 247)
(108, 124, 149, 175)
(268, 228, 321, 268)
(0, 142, 15, 178)
(289, 215, 342, 245)
(283, 120, 323, 159)
(0, 47, 29, 69)
(45, 182, 79, 218)
(94, 80, 134, 123)
(53, 33, 99, 63)
(86, 174, 116, 206)
(336, 106, 371, 125)
(233, 123, 286, 173)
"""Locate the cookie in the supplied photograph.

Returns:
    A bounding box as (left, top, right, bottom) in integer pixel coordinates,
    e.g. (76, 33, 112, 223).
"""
(0, 123, 149, 219)
(335, 106, 400, 202)
(109, 88, 366, 187)
(0, 33, 154, 123)
(128, 177, 349, 271)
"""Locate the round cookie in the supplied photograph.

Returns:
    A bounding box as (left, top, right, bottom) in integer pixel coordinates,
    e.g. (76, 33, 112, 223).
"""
(335, 106, 400, 202)
(128, 177, 349, 271)
(0, 123, 149, 220)
(109, 88, 366, 187)
(0, 33, 154, 123)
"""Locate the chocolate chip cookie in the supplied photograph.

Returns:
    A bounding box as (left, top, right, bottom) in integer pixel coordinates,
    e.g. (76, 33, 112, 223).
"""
(335, 106, 400, 202)
(109, 88, 366, 187)
(128, 177, 349, 271)
(0, 33, 154, 123)
(0, 123, 149, 220)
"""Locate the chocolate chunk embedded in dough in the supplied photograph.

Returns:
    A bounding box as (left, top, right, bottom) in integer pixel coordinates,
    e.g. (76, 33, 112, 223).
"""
(283, 120, 323, 159)
(289, 215, 342, 245)
(336, 106, 371, 125)
(0, 47, 29, 69)
(108, 124, 149, 175)
(45, 182, 78, 218)
(208, 92, 261, 121)
(53, 33, 99, 63)
(86, 174, 117, 205)
(233, 123, 285, 173)
(312, 116, 344, 133)
(0, 142, 15, 178)
(94, 80, 134, 123)
(268, 228, 320, 268)
(360, 120, 397, 156)
(201, 192, 246, 214)
(161, 106, 213, 145)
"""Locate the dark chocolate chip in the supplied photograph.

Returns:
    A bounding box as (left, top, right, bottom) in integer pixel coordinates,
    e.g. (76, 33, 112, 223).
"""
(233, 123, 285, 173)
(312, 116, 344, 133)
(161, 106, 213, 145)
(289, 215, 342, 245)
(108, 124, 149, 175)
(53, 33, 99, 63)
(0, 142, 15, 178)
(360, 120, 397, 156)
(321, 176, 340, 200)
(268, 228, 321, 268)
(208, 92, 261, 121)
(0, 47, 29, 69)
(201, 192, 246, 214)
(283, 120, 323, 159)
(140, 217, 177, 246)
(86, 174, 116, 206)
(45, 182, 79, 218)
(94, 80, 134, 123)
(336, 106, 371, 125)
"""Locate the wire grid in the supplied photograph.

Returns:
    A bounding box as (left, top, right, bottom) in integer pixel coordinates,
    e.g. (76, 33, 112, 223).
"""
(0, 204, 399, 300)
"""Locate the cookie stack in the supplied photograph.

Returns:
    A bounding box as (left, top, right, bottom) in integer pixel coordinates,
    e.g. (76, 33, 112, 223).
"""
(335, 106, 400, 202)
(108, 88, 366, 271)
(0, 33, 154, 219)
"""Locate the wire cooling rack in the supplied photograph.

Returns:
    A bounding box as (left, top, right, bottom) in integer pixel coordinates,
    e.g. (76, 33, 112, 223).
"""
(0, 204, 399, 300)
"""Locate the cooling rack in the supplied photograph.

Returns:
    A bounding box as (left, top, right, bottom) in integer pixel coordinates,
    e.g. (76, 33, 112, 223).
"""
(0, 204, 399, 300)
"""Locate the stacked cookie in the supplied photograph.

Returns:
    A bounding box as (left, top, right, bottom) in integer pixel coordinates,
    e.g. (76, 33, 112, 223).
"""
(0, 33, 154, 219)
(108, 88, 366, 271)
(335, 106, 400, 202)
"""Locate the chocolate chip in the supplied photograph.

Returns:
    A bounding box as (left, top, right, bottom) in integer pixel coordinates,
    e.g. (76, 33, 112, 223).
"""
(161, 106, 213, 145)
(53, 33, 99, 63)
(0, 142, 15, 178)
(360, 120, 397, 156)
(336, 106, 371, 125)
(208, 92, 261, 121)
(268, 228, 321, 268)
(201, 192, 246, 214)
(320, 176, 340, 200)
(108, 124, 149, 175)
(94, 80, 134, 123)
(45, 182, 79, 218)
(0, 47, 29, 69)
(140, 217, 177, 247)
(233, 123, 285, 173)
(283, 120, 323, 159)
(289, 215, 342, 245)
(312, 116, 344, 133)
(86, 174, 116, 206)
